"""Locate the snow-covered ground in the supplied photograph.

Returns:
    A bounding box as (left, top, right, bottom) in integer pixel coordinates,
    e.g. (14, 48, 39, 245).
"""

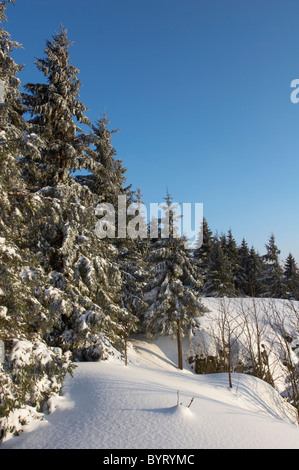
(2, 333, 299, 449)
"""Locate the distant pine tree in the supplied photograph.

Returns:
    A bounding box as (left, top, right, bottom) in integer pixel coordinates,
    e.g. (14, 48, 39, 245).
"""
(246, 247, 264, 297)
(283, 253, 299, 300)
(236, 241, 265, 297)
(260, 234, 285, 298)
(204, 234, 236, 297)
(235, 238, 250, 295)
(193, 217, 213, 287)
(225, 229, 240, 290)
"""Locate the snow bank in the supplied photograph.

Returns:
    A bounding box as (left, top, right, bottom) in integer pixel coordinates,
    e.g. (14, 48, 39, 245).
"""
(2, 334, 299, 449)
(189, 297, 299, 398)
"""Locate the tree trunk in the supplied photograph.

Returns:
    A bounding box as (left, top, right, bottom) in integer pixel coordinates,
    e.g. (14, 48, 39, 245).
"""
(125, 337, 128, 366)
(177, 320, 183, 370)
(228, 347, 233, 389)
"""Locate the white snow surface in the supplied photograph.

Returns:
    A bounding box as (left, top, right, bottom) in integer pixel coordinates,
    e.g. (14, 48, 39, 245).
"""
(2, 334, 299, 449)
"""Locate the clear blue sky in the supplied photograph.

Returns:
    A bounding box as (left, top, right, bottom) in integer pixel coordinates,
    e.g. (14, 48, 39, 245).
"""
(5, 0, 299, 262)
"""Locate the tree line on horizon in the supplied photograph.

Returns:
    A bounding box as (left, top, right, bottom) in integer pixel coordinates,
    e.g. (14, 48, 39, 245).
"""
(0, 0, 298, 440)
(195, 221, 299, 301)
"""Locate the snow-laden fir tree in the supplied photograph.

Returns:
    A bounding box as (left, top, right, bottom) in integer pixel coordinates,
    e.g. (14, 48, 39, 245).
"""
(193, 217, 213, 289)
(142, 190, 206, 370)
(204, 234, 236, 297)
(234, 238, 263, 296)
(116, 186, 148, 321)
(25, 179, 134, 362)
(22, 26, 91, 189)
(243, 246, 263, 297)
(0, 2, 73, 441)
(225, 229, 241, 291)
(0, 0, 24, 154)
(283, 253, 299, 300)
(75, 113, 144, 358)
(11, 25, 133, 361)
(0, 0, 42, 175)
(116, 187, 150, 351)
(78, 113, 133, 206)
(86, 116, 149, 351)
(235, 238, 250, 295)
(260, 234, 285, 298)
(0, 235, 74, 441)
(0, 0, 25, 226)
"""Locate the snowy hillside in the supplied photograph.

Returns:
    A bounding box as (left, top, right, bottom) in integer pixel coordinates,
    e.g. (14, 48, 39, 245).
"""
(2, 332, 299, 450)
(193, 297, 299, 399)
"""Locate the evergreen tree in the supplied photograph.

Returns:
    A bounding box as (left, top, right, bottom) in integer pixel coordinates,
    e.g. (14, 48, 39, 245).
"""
(0, 236, 74, 440)
(78, 114, 133, 206)
(0, 0, 24, 155)
(236, 241, 264, 297)
(142, 191, 206, 370)
(224, 229, 241, 293)
(22, 26, 91, 189)
(18, 23, 140, 363)
(283, 253, 299, 300)
(0, 3, 73, 440)
(236, 238, 250, 295)
(79, 115, 145, 356)
(25, 181, 133, 362)
(260, 234, 285, 298)
(18, 26, 134, 360)
(117, 187, 148, 324)
(226, 229, 238, 256)
(193, 217, 213, 287)
(204, 234, 236, 297)
(246, 247, 264, 297)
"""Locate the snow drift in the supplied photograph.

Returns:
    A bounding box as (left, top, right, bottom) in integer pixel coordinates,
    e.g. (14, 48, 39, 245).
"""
(2, 331, 299, 449)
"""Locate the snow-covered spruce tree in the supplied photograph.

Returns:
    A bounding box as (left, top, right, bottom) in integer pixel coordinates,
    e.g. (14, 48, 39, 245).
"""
(116, 187, 149, 347)
(193, 217, 213, 290)
(204, 234, 236, 297)
(283, 253, 299, 300)
(225, 229, 241, 292)
(245, 246, 264, 297)
(235, 238, 251, 295)
(18, 25, 136, 362)
(235, 238, 264, 296)
(77, 113, 145, 357)
(0, 0, 25, 226)
(0, 0, 25, 154)
(260, 234, 285, 298)
(0, 236, 74, 441)
(0, 2, 73, 441)
(21, 25, 91, 189)
(25, 180, 133, 362)
(142, 191, 206, 370)
(77, 114, 133, 206)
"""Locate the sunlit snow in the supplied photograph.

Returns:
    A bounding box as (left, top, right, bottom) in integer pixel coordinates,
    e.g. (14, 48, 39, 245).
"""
(2, 331, 299, 449)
